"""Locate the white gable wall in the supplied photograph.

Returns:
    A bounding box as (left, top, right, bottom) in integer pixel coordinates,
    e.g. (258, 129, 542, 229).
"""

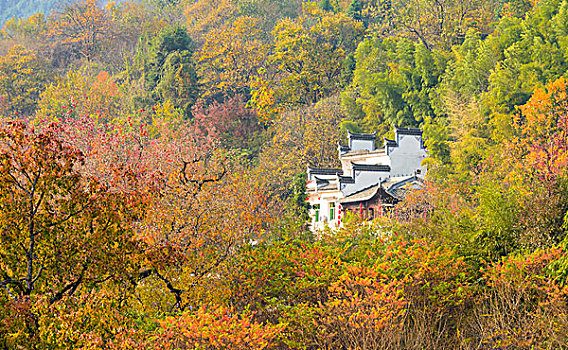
(341, 170, 390, 196)
(340, 153, 390, 175)
(388, 134, 426, 177)
(350, 138, 375, 151)
(308, 189, 342, 231)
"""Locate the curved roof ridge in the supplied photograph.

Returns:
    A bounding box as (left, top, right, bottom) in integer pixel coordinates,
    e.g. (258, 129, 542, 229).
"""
(395, 126, 423, 136)
(351, 163, 391, 172)
(348, 131, 377, 140)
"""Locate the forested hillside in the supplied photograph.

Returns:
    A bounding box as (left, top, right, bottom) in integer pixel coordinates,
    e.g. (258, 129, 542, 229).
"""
(0, 0, 126, 25)
(0, 0, 56, 25)
(2, 0, 568, 348)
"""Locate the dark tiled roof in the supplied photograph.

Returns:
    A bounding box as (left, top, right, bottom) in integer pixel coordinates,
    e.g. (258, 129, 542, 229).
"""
(339, 184, 380, 203)
(395, 127, 423, 136)
(383, 176, 424, 199)
(339, 175, 355, 184)
(348, 132, 376, 141)
(384, 138, 397, 147)
(352, 163, 391, 172)
(308, 167, 343, 176)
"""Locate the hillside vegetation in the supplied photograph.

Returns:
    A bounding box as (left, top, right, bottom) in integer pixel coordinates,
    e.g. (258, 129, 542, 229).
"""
(2, 0, 568, 348)
(0, 0, 56, 25)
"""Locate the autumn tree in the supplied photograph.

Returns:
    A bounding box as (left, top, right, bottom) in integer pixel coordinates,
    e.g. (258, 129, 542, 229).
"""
(96, 1, 168, 72)
(196, 16, 268, 100)
(0, 121, 142, 346)
(247, 4, 364, 121)
(36, 68, 123, 125)
(0, 45, 49, 117)
(42, 101, 275, 313)
(267, 5, 364, 107)
(156, 305, 283, 349)
(0, 13, 47, 53)
(359, 0, 501, 49)
(235, 0, 303, 29)
(504, 77, 568, 246)
(183, 0, 239, 44)
(0, 121, 140, 300)
(477, 248, 568, 348)
(192, 95, 265, 156)
(43, 0, 113, 64)
(514, 77, 568, 181)
(36, 77, 271, 314)
(257, 95, 343, 201)
(131, 115, 276, 312)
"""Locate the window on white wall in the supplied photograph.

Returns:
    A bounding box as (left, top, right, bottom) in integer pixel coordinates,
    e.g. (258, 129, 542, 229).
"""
(329, 202, 335, 222)
(313, 204, 320, 222)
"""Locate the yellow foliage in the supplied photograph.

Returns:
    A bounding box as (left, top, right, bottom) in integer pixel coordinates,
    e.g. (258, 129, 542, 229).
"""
(36, 68, 123, 124)
(0, 45, 48, 116)
(196, 16, 268, 99)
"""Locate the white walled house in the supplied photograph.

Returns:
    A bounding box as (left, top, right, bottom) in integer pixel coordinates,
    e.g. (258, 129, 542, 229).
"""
(306, 127, 427, 230)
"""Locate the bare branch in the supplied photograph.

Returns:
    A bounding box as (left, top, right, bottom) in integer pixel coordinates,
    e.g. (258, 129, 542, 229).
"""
(31, 264, 44, 286)
(1, 278, 18, 301)
(49, 264, 87, 304)
(155, 269, 185, 312)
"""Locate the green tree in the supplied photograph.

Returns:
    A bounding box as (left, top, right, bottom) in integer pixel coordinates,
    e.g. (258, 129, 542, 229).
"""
(347, 0, 362, 21)
(138, 25, 199, 118)
(319, 0, 335, 12)
(437, 0, 568, 176)
(290, 172, 310, 222)
(155, 50, 199, 115)
(342, 37, 448, 135)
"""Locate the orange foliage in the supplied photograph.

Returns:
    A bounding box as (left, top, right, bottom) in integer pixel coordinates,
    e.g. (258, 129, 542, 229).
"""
(319, 264, 407, 349)
(514, 77, 568, 182)
(157, 305, 283, 350)
(479, 248, 568, 348)
(43, 0, 112, 60)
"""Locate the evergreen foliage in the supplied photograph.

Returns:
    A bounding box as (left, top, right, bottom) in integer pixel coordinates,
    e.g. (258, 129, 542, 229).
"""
(346, 0, 362, 21)
(139, 25, 199, 118)
(319, 0, 334, 12)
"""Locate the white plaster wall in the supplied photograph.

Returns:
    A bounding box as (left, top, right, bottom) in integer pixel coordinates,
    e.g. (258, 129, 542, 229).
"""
(350, 139, 374, 151)
(308, 191, 341, 230)
(363, 154, 390, 166)
(340, 159, 352, 174)
(389, 135, 426, 177)
(340, 153, 390, 174)
(340, 170, 389, 196)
